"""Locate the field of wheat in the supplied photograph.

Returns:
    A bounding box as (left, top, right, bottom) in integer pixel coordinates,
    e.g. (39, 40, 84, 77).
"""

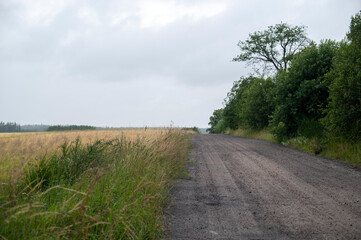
(0, 129, 191, 239)
(0, 129, 173, 182)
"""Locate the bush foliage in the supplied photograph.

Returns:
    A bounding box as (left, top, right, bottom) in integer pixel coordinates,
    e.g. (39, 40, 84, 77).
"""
(324, 13, 361, 141)
(209, 12, 361, 145)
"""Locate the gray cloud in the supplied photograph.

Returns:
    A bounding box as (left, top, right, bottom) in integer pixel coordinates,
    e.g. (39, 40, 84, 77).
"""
(1, 0, 360, 127)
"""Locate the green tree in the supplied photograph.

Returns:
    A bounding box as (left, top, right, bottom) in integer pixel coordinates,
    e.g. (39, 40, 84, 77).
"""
(223, 76, 255, 129)
(325, 13, 361, 141)
(214, 119, 227, 134)
(207, 109, 224, 133)
(233, 23, 309, 74)
(271, 40, 339, 139)
(239, 78, 275, 129)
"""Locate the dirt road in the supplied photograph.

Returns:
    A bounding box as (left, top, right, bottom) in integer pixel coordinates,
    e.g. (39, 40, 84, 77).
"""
(165, 134, 361, 239)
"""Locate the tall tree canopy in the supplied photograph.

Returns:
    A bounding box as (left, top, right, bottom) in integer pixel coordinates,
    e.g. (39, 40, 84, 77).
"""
(210, 14, 360, 144)
(233, 23, 309, 74)
(324, 13, 361, 141)
(271, 40, 339, 138)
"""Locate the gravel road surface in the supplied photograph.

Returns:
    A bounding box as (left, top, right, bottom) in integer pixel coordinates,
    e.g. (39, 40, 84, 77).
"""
(165, 134, 361, 239)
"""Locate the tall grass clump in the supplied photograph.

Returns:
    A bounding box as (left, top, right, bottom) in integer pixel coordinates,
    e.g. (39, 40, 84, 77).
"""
(0, 129, 190, 239)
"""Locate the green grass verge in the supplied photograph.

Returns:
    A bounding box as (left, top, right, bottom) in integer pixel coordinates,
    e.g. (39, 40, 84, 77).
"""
(228, 128, 361, 167)
(0, 130, 191, 239)
(227, 128, 276, 143)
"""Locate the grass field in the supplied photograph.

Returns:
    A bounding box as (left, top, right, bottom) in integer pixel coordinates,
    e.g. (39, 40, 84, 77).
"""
(0, 129, 174, 182)
(0, 129, 191, 239)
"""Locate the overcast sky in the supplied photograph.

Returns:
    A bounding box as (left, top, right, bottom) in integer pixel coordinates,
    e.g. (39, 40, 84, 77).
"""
(1, 0, 360, 128)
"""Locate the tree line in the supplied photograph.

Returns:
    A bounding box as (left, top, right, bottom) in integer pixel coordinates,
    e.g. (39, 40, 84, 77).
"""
(47, 125, 96, 131)
(0, 122, 97, 132)
(0, 122, 21, 132)
(208, 13, 361, 143)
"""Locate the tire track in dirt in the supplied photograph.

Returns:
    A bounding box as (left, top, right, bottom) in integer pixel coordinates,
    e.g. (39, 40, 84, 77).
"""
(165, 134, 361, 239)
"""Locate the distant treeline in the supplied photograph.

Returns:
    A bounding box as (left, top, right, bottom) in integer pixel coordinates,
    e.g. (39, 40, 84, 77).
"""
(0, 123, 97, 132)
(47, 125, 96, 131)
(0, 122, 21, 132)
(182, 126, 201, 133)
(22, 124, 50, 132)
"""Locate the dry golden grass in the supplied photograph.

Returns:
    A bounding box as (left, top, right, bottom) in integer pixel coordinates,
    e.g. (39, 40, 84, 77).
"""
(0, 129, 175, 182)
(0, 128, 192, 239)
